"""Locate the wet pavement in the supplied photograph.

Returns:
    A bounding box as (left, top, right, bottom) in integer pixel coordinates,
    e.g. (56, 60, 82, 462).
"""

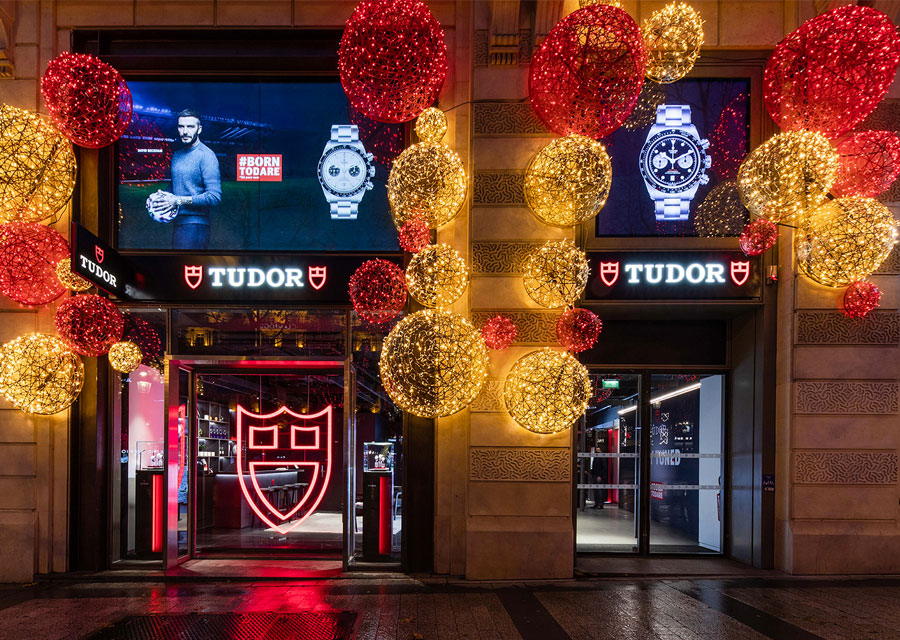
(2, 573, 900, 639)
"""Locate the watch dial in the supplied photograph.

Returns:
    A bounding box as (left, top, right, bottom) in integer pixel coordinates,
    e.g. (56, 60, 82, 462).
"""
(322, 148, 367, 194)
(643, 134, 701, 190)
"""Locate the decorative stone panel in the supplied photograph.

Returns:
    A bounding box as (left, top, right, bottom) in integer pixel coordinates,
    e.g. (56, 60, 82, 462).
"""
(875, 245, 900, 275)
(474, 29, 533, 66)
(473, 172, 525, 206)
(474, 102, 548, 136)
(796, 311, 900, 345)
(471, 242, 539, 274)
(471, 311, 558, 344)
(471, 379, 503, 412)
(470, 447, 570, 481)
(794, 381, 899, 414)
(794, 451, 898, 485)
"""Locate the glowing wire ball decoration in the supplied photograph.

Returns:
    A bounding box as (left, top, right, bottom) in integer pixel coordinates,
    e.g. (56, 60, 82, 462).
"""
(54, 294, 125, 357)
(40, 52, 133, 148)
(55, 257, 91, 292)
(580, 0, 622, 7)
(107, 341, 143, 374)
(522, 240, 590, 309)
(737, 131, 838, 225)
(415, 107, 448, 144)
(694, 180, 749, 237)
(122, 313, 163, 367)
(379, 309, 488, 418)
(339, 0, 448, 123)
(405, 243, 468, 308)
(528, 4, 646, 140)
(843, 281, 882, 319)
(556, 308, 602, 353)
(348, 105, 404, 168)
(0, 222, 69, 306)
(641, 2, 704, 84)
(797, 197, 899, 287)
(739, 219, 778, 257)
(388, 110, 466, 229)
(481, 315, 518, 351)
(763, 5, 900, 140)
(0, 333, 83, 415)
(349, 258, 408, 325)
(524, 135, 612, 228)
(504, 348, 591, 434)
(623, 82, 667, 131)
(0, 105, 77, 224)
(398, 216, 431, 253)
(832, 131, 900, 199)
(708, 93, 749, 180)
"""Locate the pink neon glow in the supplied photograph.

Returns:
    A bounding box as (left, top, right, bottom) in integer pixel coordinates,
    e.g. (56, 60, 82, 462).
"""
(151, 473, 163, 553)
(249, 424, 279, 449)
(236, 404, 333, 535)
(730, 260, 750, 286)
(599, 261, 619, 287)
(291, 424, 320, 450)
(184, 265, 203, 289)
(308, 266, 327, 290)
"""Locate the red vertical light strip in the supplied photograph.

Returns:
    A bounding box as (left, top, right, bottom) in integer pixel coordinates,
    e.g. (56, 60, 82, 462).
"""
(610, 428, 619, 504)
(151, 473, 163, 553)
(378, 476, 391, 556)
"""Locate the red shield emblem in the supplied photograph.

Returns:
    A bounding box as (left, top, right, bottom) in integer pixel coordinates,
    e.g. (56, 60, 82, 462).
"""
(599, 261, 619, 287)
(308, 266, 327, 291)
(94, 245, 105, 264)
(236, 404, 333, 534)
(730, 260, 750, 286)
(184, 265, 203, 290)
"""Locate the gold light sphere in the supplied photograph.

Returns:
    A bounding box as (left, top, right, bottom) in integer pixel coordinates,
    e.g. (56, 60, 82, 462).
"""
(522, 240, 590, 308)
(414, 107, 448, 144)
(0, 332, 83, 415)
(405, 243, 468, 308)
(108, 340, 143, 373)
(388, 138, 467, 229)
(797, 197, 899, 287)
(379, 309, 489, 418)
(579, 0, 622, 7)
(737, 130, 838, 225)
(641, 2, 704, 84)
(504, 348, 591, 434)
(524, 135, 612, 228)
(55, 257, 92, 291)
(694, 180, 749, 237)
(0, 104, 77, 223)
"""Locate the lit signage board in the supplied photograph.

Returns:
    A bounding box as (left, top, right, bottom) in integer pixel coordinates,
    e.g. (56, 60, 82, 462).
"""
(602, 380, 620, 389)
(586, 251, 761, 301)
(71, 223, 144, 298)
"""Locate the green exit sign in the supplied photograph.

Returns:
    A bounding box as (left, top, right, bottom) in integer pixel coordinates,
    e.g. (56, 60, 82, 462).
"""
(602, 380, 620, 389)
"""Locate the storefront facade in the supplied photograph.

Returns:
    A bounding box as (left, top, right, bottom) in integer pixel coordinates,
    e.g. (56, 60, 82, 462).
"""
(0, 0, 898, 582)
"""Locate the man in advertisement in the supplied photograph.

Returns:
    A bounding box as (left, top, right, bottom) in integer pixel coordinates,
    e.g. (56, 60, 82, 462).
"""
(146, 109, 222, 250)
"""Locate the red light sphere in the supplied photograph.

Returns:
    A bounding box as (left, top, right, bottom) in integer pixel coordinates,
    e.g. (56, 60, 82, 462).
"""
(843, 281, 882, 318)
(122, 313, 163, 366)
(339, 0, 448, 123)
(349, 258, 407, 324)
(0, 222, 69, 306)
(832, 131, 900, 198)
(398, 216, 431, 253)
(708, 93, 749, 180)
(529, 4, 646, 140)
(348, 105, 404, 168)
(556, 308, 603, 353)
(763, 5, 900, 140)
(481, 315, 518, 351)
(55, 294, 124, 357)
(739, 219, 778, 257)
(41, 52, 132, 148)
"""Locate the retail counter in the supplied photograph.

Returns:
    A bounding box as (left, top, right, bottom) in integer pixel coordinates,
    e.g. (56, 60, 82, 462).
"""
(212, 470, 301, 529)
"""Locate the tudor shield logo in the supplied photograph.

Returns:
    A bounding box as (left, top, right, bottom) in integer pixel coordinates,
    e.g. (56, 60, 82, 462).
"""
(730, 260, 750, 286)
(599, 261, 619, 287)
(94, 245, 104, 264)
(308, 266, 327, 290)
(184, 265, 203, 290)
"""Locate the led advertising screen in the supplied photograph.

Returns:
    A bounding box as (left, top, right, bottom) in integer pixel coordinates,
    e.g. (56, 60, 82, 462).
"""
(596, 78, 750, 237)
(117, 80, 403, 252)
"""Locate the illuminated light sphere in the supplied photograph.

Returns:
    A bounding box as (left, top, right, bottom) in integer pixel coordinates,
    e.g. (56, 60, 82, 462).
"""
(388, 137, 466, 229)
(522, 240, 590, 308)
(556, 308, 602, 353)
(524, 135, 612, 228)
(0, 105, 77, 224)
(107, 341, 143, 374)
(405, 243, 468, 308)
(0, 222, 69, 306)
(580, 0, 622, 7)
(40, 52, 132, 148)
(763, 5, 900, 139)
(339, 0, 448, 123)
(379, 309, 488, 418)
(708, 93, 749, 180)
(54, 294, 125, 357)
(122, 313, 163, 366)
(348, 104, 404, 168)
(415, 107, 448, 144)
(737, 131, 838, 225)
(623, 82, 667, 131)
(695, 180, 749, 237)
(398, 216, 431, 253)
(504, 348, 591, 434)
(481, 315, 518, 351)
(349, 258, 407, 324)
(55, 257, 91, 292)
(739, 219, 778, 257)
(528, 4, 646, 140)
(843, 281, 882, 319)
(641, 2, 704, 84)
(0, 333, 83, 415)
(832, 131, 900, 199)
(797, 197, 899, 287)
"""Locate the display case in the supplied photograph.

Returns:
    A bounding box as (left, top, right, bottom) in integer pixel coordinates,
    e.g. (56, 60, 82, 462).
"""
(363, 441, 394, 472)
(137, 440, 164, 470)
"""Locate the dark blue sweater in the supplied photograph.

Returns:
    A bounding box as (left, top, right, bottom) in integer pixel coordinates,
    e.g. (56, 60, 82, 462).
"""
(171, 141, 222, 225)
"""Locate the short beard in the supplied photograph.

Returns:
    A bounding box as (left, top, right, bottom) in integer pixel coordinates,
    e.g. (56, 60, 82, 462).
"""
(181, 132, 199, 146)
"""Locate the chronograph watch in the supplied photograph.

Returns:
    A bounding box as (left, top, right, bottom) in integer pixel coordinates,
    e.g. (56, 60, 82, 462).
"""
(639, 105, 711, 221)
(317, 124, 376, 220)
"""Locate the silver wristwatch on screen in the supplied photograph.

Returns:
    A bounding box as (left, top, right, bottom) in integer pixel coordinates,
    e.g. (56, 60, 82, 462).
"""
(317, 124, 375, 220)
(639, 105, 711, 221)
